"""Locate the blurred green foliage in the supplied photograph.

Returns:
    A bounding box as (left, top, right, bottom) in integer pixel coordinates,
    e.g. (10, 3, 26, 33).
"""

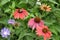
(0, 0, 60, 40)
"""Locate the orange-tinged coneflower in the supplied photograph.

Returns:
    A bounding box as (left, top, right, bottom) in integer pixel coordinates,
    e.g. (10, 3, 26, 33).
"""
(40, 4, 51, 12)
(36, 25, 52, 40)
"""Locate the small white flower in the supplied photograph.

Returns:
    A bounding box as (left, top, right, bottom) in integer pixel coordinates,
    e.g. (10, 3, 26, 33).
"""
(36, 1, 41, 5)
(37, 0, 40, 1)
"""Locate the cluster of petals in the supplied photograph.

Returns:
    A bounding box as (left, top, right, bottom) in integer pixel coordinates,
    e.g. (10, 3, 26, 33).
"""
(40, 4, 51, 12)
(8, 19, 15, 25)
(28, 16, 52, 40)
(1, 27, 10, 38)
(36, 25, 52, 40)
(8, 19, 20, 27)
(12, 5, 52, 40)
(13, 8, 28, 19)
(28, 17, 44, 30)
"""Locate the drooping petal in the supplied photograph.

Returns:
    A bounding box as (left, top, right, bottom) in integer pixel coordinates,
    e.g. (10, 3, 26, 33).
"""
(19, 13, 25, 19)
(13, 8, 28, 19)
(39, 20, 44, 26)
(28, 18, 34, 27)
(44, 35, 47, 40)
(22, 9, 28, 16)
(32, 24, 36, 30)
(14, 12, 20, 19)
(28, 17, 44, 30)
(36, 26, 43, 36)
(8, 19, 15, 24)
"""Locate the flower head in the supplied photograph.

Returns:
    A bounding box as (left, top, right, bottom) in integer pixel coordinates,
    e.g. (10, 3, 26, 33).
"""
(36, 1, 41, 5)
(28, 17, 44, 30)
(40, 4, 51, 12)
(13, 22, 20, 27)
(13, 8, 28, 19)
(1, 27, 10, 38)
(36, 25, 52, 40)
(8, 19, 15, 25)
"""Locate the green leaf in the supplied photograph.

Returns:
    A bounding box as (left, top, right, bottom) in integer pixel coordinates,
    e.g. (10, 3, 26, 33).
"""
(48, 0, 58, 4)
(26, 36, 33, 40)
(50, 25, 58, 35)
(54, 25, 60, 33)
(0, 0, 10, 6)
(11, 1, 15, 9)
(52, 35, 60, 40)
(18, 31, 36, 40)
(4, 8, 11, 13)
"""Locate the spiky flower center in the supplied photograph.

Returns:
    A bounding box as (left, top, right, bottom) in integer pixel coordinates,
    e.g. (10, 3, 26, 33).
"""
(42, 28, 48, 33)
(43, 6, 47, 10)
(13, 22, 20, 27)
(18, 9, 23, 13)
(34, 17, 40, 23)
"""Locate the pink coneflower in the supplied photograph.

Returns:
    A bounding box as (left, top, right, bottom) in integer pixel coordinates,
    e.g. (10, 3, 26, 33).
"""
(28, 17, 44, 30)
(36, 25, 52, 40)
(13, 8, 28, 19)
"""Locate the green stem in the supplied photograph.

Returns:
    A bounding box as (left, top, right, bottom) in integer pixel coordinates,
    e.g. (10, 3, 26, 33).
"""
(10, 10, 14, 19)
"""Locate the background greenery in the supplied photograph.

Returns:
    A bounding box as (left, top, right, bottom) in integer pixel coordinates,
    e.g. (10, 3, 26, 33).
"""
(0, 0, 60, 40)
